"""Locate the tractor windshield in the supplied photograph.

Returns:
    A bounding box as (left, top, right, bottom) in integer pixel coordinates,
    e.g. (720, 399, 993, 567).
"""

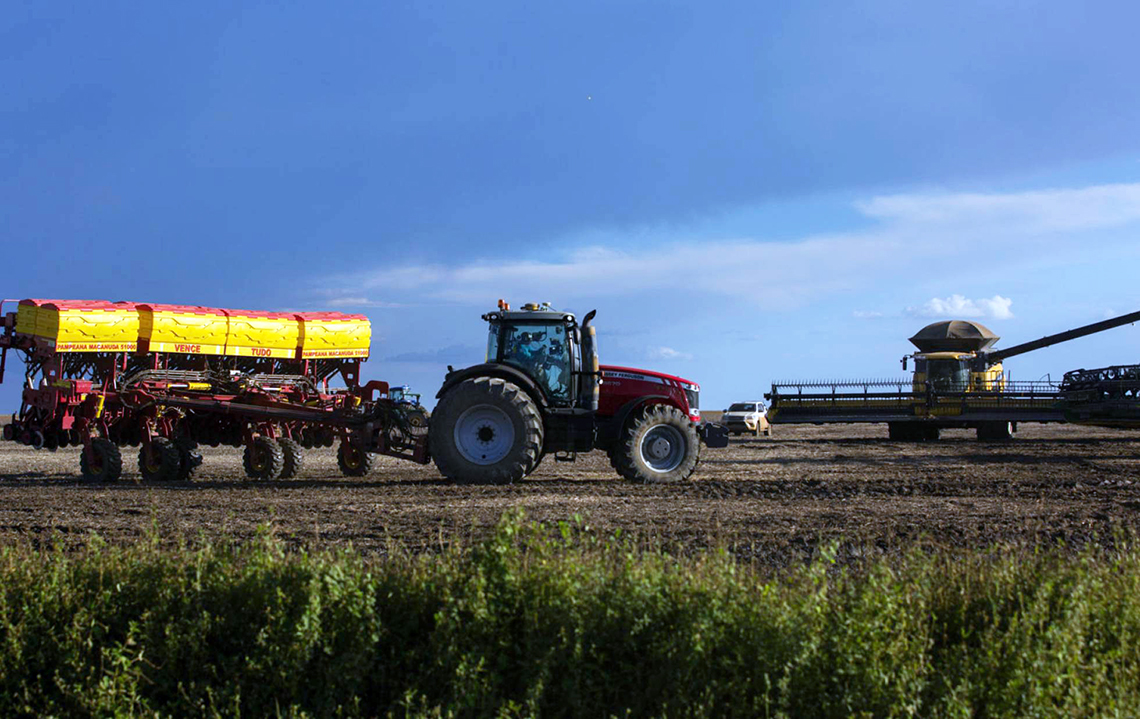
(497, 322, 572, 403)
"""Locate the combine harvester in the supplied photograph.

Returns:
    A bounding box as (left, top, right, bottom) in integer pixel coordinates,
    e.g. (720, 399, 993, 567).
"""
(0, 299, 723, 483)
(766, 311, 1140, 440)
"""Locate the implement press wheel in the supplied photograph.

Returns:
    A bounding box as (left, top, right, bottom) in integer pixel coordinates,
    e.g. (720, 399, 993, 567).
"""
(80, 438, 123, 483)
(243, 436, 285, 480)
(429, 377, 543, 485)
(337, 440, 374, 477)
(611, 405, 700, 484)
(278, 438, 305, 479)
(174, 437, 204, 481)
(139, 437, 181, 482)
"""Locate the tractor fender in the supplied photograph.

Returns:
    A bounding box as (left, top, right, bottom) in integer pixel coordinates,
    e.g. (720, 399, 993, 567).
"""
(436, 363, 549, 410)
(597, 394, 677, 447)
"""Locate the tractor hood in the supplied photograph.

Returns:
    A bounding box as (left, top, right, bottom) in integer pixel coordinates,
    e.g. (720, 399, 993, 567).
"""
(601, 365, 699, 390)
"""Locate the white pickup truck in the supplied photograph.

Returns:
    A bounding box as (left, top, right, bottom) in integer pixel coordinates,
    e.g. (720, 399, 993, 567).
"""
(722, 401, 771, 437)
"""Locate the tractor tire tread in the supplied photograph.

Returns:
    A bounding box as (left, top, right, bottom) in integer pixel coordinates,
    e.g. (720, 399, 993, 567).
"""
(612, 405, 700, 484)
(429, 376, 543, 484)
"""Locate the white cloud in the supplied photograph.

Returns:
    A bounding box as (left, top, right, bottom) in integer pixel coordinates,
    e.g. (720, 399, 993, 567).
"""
(856, 183, 1140, 233)
(648, 346, 692, 361)
(906, 294, 1014, 320)
(320, 182, 1140, 312)
(852, 310, 884, 319)
(324, 297, 406, 309)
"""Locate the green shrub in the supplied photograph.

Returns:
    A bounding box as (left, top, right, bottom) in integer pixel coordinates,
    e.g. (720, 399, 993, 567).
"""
(1, 513, 1139, 717)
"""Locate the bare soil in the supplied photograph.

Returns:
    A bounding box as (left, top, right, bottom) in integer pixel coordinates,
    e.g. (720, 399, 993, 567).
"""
(2, 423, 1139, 565)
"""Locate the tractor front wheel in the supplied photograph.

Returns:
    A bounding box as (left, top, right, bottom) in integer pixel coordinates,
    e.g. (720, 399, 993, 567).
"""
(430, 377, 544, 484)
(612, 405, 700, 484)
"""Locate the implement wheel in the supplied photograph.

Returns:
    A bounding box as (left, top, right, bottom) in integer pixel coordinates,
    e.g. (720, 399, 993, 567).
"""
(278, 438, 305, 479)
(612, 405, 700, 484)
(430, 377, 544, 484)
(243, 436, 284, 480)
(337, 440, 374, 477)
(80, 438, 123, 483)
(139, 437, 181, 482)
(175, 437, 203, 481)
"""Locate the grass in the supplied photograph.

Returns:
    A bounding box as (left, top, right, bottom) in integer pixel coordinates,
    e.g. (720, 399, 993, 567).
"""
(1, 512, 1139, 717)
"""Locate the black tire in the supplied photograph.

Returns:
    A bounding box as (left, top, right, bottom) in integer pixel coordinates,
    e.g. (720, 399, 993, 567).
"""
(612, 405, 700, 484)
(139, 437, 181, 482)
(429, 377, 544, 484)
(337, 440, 375, 477)
(243, 436, 284, 480)
(278, 438, 305, 479)
(174, 437, 203, 481)
(977, 421, 1013, 441)
(80, 438, 123, 483)
(404, 407, 430, 436)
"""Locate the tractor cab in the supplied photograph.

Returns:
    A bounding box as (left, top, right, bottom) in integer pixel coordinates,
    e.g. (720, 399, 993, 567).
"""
(482, 300, 599, 410)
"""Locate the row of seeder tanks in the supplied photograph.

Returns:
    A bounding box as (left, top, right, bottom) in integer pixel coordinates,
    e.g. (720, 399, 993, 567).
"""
(1, 299, 429, 483)
(13, 299, 370, 359)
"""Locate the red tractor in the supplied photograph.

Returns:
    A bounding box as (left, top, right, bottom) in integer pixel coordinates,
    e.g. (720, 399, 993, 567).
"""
(430, 301, 727, 484)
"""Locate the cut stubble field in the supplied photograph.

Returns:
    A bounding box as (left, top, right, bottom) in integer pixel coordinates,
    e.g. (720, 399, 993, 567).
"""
(1, 422, 1139, 565)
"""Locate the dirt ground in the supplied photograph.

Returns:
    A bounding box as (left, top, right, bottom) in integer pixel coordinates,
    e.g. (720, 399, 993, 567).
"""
(2, 422, 1139, 565)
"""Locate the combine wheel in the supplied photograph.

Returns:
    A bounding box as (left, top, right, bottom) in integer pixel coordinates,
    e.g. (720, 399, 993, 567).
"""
(174, 437, 204, 481)
(612, 405, 700, 484)
(278, 438, 305, 479)
(429, 377, 543, 484)
(80, 438, 123, 483)
(977, 421, 1013, 441)
(337, 441, 375, 477)
(243, 437, 285, 480)
(139, 437, 181, 482)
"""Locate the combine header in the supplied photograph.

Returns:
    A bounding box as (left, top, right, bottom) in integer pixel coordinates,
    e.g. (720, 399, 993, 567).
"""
(1, 298, 722, 483)
(767, 311, 1140, 440)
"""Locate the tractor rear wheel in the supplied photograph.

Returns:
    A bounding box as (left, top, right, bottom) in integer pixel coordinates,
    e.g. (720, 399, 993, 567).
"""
(80, 438, 123, 483)
(139, 437, 181, 482)
(337, 440, 374, 477)
(278, 438, 305, 479)
(243, 436, 284, 480)
(612, 405, 700, 484)
(430, 377, 544, 484)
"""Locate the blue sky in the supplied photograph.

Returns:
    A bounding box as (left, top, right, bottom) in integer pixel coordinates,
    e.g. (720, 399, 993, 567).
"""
(3, 1, 1140, 411)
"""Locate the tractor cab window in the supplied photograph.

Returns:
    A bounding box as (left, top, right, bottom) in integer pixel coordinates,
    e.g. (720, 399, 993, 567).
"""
(498, 322, 572, 402)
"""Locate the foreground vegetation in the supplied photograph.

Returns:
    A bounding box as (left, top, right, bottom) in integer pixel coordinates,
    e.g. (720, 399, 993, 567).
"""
(1, 514, 1139, 717)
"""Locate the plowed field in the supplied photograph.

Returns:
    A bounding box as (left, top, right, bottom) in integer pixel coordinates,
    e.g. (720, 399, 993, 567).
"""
(2, 423, 1139, 565)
